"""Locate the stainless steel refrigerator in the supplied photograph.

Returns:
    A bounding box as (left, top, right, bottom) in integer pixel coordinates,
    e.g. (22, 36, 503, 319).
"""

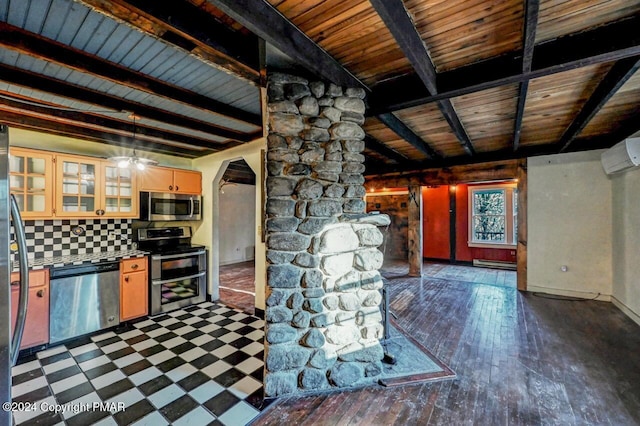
(1, 125, 30, 425)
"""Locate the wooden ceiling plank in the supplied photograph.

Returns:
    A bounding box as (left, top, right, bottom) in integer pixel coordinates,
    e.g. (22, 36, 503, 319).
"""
(0, 93, 233, 151)
(368, 0, 437, 94)
(0, 110, 205, 157)
(209, 0, 367, 89)
(0, 63, 255, 142)
(559, 57, 640, 152)
(370, 15, 640, 115)
(364, 135, 411, 165)
(78, 0, 261, 84)
(513, 0, 539, 151)
(376, 113, 441, 160)
(0, 22, 261, 127)
(369, 0, 475, 156)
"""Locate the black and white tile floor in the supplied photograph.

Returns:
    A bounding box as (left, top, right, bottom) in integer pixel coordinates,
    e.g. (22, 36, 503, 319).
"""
(11, 302, 269, 426)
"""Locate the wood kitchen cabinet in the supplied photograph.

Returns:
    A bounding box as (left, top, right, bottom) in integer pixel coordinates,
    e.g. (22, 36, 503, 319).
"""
(10, 269, 49, 350)
(101, 162, 138, 218)
(55, 154, 139, 218)
(138, 166, 201, 195)
(9, 147, 55, 219)
(120, 257, 148, 321)
(55, 154, 102, 218)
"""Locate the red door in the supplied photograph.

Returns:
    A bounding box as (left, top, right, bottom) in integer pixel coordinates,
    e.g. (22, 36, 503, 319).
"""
(422, 186, 451, 260)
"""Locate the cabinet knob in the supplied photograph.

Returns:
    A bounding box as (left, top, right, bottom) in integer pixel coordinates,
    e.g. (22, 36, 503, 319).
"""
(169, 185, 173, 190)
(175, 186, 179, 191)
(124, 276, 129, 282)
(36, 289, 45, 298)
(130, 264, 138, 270)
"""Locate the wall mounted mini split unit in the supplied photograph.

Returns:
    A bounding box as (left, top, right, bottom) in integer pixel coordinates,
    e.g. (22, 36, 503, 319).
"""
(601, 137, 640, 175)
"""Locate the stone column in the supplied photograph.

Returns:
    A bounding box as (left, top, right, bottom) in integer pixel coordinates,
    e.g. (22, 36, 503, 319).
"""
(263, 73, 387, 397)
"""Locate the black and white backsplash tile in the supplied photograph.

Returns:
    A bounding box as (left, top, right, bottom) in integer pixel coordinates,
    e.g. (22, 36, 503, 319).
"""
(11, 219, 132, 262)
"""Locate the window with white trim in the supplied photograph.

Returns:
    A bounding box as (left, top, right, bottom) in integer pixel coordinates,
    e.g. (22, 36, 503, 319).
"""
(469, 184, 517, 248)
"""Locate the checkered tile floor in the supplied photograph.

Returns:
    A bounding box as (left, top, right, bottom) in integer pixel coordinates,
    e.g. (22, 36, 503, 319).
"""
(11, 302, 268, 425)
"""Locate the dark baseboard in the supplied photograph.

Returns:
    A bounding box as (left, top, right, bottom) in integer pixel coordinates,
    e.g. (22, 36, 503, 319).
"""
(423, 257, 473, 266)
(254, 307, 265, 319)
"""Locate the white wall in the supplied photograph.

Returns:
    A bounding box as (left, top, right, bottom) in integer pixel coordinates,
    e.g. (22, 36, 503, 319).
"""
(191, 139, 266, 310)
(611, 168, 640, 325)
(219, 183, 256, 265)
(527, 150, 612, 300)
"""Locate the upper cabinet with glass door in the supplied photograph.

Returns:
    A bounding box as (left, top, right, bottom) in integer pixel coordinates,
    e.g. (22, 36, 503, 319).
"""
(55, 154, 102, 218)
(9, 148, 54, 218)
(102, 161, 138, 218)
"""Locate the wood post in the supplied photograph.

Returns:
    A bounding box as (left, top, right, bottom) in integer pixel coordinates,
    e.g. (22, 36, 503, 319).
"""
(408, 184, 423, 276)
(516, 159, 528, 291)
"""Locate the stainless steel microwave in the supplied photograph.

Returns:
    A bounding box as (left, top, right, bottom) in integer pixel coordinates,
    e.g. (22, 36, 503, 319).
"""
(140, 192, 202, 221)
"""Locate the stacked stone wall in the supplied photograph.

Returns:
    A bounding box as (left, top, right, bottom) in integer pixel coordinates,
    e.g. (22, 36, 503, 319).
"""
(264, 73, 386, 396)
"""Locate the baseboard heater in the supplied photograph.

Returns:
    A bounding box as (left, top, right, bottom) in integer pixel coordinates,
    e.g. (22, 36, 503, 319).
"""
(472, 259, 517, 270)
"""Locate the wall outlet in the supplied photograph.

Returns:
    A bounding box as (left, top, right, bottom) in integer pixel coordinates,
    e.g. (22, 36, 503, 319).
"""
(107, 231, 116, 241)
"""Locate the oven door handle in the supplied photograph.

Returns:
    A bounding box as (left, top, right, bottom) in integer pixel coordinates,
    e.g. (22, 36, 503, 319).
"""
(151, 250, 206, 261)
(152, 271, 206, 285)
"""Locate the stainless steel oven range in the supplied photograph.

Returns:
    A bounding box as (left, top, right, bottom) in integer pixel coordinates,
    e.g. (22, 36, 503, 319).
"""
(137, 226, 207, 315)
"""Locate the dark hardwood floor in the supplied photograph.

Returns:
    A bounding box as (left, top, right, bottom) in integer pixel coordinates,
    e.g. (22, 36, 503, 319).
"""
(219, 260, 255, 315)
(255, 261, 640, 425)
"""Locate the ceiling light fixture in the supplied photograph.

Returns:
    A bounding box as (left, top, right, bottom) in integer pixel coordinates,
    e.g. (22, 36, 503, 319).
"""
(108, 114, 158, 170)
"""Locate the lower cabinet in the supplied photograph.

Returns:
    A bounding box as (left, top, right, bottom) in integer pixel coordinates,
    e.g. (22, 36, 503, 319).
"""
(120, 257, 148, 321)
(10, 269, 49, 349)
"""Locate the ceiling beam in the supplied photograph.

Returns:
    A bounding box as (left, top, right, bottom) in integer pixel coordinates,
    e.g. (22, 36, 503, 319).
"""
(0, 110, 206, 157)
(568, 112, 640, 153)
(558, 57, 640, 152)
(0, 63, 255, 143)
(376, 113, 441, 160)
(0, 93, 236, 151)
(513, 0, 540, 151)
(78, 0, 260, 84)
(364, 135, 411, 165)
(369, 15, 640, 115)
(369, 0, 475, 156)
(207, 0, 367, 90)
(0, 22, 261, 127)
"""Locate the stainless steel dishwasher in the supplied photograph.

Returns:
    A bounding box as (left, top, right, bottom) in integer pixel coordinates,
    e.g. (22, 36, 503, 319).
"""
(49, 261, 120, 344)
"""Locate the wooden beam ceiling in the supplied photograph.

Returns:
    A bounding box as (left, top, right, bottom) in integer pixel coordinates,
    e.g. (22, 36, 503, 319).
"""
(0, 110, 206, 157)
(376, 113, 441, 160)
(0, 93, 236, 151)
(364, 135, 411, 165)
(0, 64, 256, 143)
(559, 57, 640, 152)
(78, 0, 261, 84)
(369, 0, 475, 156)
(0, 22, 261, 127)
(513, 0, 540, 152)
(208, 0, 367, 90)
(369, 15, 640, 115)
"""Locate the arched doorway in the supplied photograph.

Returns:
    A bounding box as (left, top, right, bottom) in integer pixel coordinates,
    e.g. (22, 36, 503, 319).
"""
(217, 159, 258, 314)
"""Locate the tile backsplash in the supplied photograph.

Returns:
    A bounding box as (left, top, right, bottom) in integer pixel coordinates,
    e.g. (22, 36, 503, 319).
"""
(11, 219, 132, 261)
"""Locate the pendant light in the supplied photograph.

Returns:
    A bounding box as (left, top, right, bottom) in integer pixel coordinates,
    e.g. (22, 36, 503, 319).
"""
(108, 114, 158, 170)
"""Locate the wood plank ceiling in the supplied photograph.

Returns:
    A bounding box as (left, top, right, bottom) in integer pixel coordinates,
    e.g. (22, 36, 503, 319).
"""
(0, 0, 639, 172)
